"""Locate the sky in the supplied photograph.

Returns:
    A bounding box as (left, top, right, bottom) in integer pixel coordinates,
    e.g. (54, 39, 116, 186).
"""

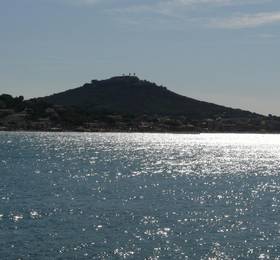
(0, 0, 280, 115)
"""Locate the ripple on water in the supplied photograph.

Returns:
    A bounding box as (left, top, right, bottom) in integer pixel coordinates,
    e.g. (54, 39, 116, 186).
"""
(1, 133, 280, 259)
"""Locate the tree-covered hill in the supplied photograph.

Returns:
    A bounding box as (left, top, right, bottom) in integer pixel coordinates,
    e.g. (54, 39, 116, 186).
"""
(2, 76, 280, 132)
(41, 76, 259, 119)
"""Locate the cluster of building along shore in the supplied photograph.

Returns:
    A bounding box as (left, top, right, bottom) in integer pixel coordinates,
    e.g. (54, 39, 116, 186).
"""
(1, 106, 280, 133)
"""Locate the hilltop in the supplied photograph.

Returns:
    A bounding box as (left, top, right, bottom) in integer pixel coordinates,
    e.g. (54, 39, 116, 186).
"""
(42, 76, 257, 119)
(1, 76, 280, 132)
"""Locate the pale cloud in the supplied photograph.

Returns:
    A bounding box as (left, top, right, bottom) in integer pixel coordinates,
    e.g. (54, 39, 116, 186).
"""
(58, 0, 101, 5)
(57, 0, 280, 30)
(163, 0, 243, 6)
(176, 0, 271, 5)
(64, 0, 271, 7)
(258, 33, 279, 39)
(110, 0, 262, 17)
(211, 11, 280, 29)
(109, 0, 273, 18)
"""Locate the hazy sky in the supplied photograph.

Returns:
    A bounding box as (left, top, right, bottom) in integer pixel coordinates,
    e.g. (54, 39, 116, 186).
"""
(1, 0, 280, 115)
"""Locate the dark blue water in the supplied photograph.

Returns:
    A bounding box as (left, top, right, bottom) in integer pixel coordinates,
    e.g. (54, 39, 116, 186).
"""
(1, 132, 280, 259)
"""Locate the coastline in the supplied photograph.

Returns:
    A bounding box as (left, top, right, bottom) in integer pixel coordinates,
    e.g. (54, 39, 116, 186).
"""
(1, 129, 280, 134)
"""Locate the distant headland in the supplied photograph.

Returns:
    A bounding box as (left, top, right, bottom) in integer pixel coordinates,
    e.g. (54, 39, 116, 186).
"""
(1, 76, 280, 133)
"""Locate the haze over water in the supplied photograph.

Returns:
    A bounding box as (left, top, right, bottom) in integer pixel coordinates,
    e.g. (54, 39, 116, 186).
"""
(1, 132, 280, 259)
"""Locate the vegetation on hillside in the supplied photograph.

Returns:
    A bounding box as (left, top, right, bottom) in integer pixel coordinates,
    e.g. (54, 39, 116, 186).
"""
(43, 76, 259, 119)
(1, 76, 280, 132)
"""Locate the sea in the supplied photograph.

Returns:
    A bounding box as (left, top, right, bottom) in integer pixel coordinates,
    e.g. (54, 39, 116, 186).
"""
(1, 132, 280, 259)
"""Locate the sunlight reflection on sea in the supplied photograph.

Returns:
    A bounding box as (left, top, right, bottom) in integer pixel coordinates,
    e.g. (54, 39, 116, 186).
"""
(1, 132, 280, 259)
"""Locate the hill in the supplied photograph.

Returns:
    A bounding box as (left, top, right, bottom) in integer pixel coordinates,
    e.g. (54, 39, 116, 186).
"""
(2, 76, 280, 132)
(41, 76, 259, 119)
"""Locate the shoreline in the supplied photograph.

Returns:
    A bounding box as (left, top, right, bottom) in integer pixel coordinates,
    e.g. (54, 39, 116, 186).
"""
(1, 129, 280, 135)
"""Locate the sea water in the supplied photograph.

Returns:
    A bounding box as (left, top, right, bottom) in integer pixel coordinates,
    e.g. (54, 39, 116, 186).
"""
(1, 132, 280, 259)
